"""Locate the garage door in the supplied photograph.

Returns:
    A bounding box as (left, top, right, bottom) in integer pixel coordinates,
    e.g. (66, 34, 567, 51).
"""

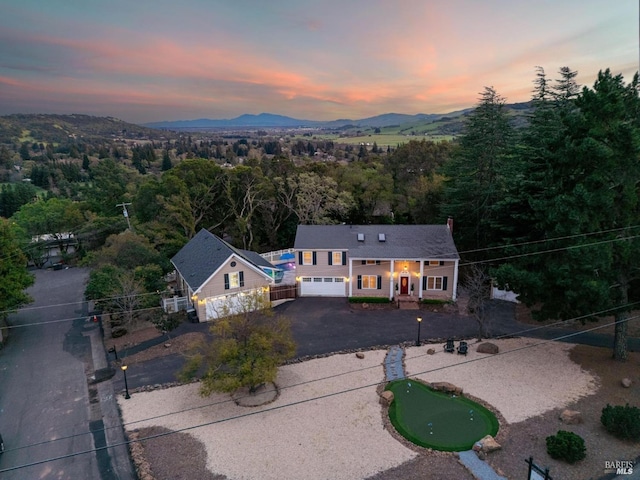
(300, 277, 346, 297)
(204, 288, 263, 320)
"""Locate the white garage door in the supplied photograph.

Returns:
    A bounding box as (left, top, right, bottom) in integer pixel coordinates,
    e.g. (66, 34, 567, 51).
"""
(204, 288, 263, 320)
(300, 277, 346, 297)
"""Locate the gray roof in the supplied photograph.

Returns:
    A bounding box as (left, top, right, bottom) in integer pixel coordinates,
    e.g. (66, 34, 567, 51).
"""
(171, 229, 270, 292)
(239, 249, 280, 270)
(294, 224, 459, 260)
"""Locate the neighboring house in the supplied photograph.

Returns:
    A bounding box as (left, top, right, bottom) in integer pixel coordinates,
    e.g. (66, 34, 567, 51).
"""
(170, 229, 274, 321)
(293, 222, 459, 301)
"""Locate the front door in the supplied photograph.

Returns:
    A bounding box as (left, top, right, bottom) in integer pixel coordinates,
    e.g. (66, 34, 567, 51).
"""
(400, 276, 409, 295)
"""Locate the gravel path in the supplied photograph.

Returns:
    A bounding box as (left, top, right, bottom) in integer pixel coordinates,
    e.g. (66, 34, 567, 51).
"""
(119, 338, 599, 480)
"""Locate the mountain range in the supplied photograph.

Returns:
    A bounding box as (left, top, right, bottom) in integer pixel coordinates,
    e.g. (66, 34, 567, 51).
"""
(143, 110, 475, 130)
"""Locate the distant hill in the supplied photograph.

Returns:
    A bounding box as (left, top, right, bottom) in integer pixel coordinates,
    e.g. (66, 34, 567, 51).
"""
(143, 110, 478, 130)
(0, 114, 170, 144)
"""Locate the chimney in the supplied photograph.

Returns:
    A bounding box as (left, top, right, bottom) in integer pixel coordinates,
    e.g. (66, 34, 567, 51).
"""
(447, 217, 453, 234)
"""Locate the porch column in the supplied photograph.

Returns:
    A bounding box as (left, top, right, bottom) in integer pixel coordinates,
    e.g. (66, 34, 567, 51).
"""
(418, 259, 424, 300)
(389, 260, 395, 300)
(452, 258, 459, 301)
(348, 258, 353, 297)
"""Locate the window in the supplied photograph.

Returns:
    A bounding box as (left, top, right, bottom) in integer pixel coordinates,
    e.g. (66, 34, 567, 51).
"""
(302, 277, 312, 282)
(224, 271, 244, 290)
(323, 278, 333, 282)
(366, 260, 376, 265)
(335, 278, 344, 283)
(362, 275, 377, 289)
(313, 277, 322, 282)
(303, 251, 313, 265)
(423, 276, 447, 291)
(428, 260, 440, 266)
(332, 251, 343, 265)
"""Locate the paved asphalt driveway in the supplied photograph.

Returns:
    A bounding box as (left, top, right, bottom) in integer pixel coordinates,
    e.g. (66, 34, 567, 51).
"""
(279, 297, 519, 357)
(116, 298, 521, 390)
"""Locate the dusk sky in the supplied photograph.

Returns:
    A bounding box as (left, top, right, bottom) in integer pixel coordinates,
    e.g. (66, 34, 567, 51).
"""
(0, 1, 637, 124)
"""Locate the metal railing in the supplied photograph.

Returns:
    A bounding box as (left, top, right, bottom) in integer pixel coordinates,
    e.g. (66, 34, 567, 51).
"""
(259, 248, 295, 263)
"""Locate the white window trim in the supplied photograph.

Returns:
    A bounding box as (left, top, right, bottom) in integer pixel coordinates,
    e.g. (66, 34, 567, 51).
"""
(362, 275, 377, 289)
(426, 276, 443, 290)
(366, 260, 376, 265)
(332, 251, 343, 265)
(229, 271, 240, 289)
(428, 260, 440, 266)
(302, 251, 313, 265)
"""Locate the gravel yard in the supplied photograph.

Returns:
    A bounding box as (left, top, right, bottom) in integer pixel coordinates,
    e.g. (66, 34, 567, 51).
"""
(118, 338, 639, 479)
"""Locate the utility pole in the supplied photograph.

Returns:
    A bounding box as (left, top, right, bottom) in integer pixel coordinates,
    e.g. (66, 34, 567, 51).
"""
(116, 202, 132, 230)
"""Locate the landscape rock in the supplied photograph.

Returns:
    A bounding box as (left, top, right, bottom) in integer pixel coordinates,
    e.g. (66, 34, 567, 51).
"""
(476, 342, 499, 354)
(355, 352, 365, 359)
(479, 435, 501, 453)
(430, 381, 463, 395)
(379, 390, 394, 406)
(560, 409, 583, 425)
(426, 348, 435, 355)
(622, 378, 632, 388)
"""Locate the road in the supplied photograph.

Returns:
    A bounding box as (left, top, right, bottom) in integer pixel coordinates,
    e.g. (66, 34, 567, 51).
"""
(0, 268, 132, 479)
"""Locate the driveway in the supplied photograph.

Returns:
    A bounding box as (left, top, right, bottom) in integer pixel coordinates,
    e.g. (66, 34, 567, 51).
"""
(115, 297, 520, 390)
(278, 297, 519, 357)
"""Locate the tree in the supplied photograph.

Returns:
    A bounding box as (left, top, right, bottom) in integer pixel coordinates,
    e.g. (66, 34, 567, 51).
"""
(441, 87, 515, 252)
(286, 172, 353, 225)
(161, 149, 172, 171)
(461, 264, 493, 339)
(85, 265, 145, 327)
(180, 292, 296, 396)
(0, 219, 34, 327)
(495, 68, 640, 361)
(11, 197, 84, 255)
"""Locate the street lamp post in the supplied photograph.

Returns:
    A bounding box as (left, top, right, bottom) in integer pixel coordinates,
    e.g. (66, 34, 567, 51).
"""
(121, 365, 131, 399)
(416, 317, 422, 346)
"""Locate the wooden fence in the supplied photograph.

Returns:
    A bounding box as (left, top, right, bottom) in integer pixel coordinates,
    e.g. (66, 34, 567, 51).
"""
(270, 284, 297, 302)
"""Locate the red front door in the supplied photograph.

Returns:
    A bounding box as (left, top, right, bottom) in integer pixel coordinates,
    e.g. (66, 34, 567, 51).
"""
(400, 276, 409, 295)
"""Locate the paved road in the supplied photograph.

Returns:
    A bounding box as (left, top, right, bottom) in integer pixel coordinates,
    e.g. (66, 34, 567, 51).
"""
(0, 268, 133, 480)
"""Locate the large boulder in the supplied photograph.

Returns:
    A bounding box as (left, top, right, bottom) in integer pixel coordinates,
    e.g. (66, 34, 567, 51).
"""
(476, 342, 499, 354)
(380, 390, 394, 406)
(560, 409, 583, 425)
(430, 381, 463, 396)
(479, 435, 501, 453)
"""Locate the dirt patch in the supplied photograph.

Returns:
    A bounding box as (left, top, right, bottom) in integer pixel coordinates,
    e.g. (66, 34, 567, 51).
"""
(119, 332, 206, 365)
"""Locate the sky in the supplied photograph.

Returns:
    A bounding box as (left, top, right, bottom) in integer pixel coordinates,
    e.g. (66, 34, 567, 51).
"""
(0, 0, 637, 124)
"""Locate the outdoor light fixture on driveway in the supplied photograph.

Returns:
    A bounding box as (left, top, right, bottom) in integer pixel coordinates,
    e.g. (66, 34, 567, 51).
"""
(416, 316, 422, 346)
(121, 365, 131, 399)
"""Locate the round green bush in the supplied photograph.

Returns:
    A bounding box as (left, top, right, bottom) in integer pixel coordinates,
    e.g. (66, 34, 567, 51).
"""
(601, 403, 640, 441)
(545, 430, 586, 463)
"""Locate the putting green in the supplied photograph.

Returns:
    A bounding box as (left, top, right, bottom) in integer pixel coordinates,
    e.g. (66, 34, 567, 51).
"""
(386, 379, 499, 451)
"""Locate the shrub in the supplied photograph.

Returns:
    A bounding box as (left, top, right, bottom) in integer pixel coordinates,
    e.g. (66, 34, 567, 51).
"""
(601, 404, 640, 441)
(348, 297, 391, 304)
(420, 299, 451, 305)
(545, 430, 586, 463)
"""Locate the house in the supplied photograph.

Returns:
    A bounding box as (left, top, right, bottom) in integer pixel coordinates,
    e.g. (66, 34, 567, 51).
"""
(170, 229, 275, 321)
(293, 222, 459, 301)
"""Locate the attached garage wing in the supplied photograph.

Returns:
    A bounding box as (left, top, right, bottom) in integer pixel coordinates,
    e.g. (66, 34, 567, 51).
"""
(299, 277, 346, 297)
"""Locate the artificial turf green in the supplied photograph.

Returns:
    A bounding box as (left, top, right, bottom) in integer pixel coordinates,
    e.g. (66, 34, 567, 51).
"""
(386, 379, 499, 451)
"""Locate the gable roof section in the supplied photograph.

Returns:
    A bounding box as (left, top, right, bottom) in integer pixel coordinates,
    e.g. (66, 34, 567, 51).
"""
(171, 229, 272, 292)
(294, 224, 459, 260)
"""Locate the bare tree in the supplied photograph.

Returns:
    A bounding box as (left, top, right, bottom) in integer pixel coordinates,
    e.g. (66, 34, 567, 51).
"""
(462, 264, 493, 339)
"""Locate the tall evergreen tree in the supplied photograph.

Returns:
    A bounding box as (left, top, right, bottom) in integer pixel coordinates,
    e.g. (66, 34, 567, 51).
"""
(441, 87, 515, 252)
(495, 68, 640, 361)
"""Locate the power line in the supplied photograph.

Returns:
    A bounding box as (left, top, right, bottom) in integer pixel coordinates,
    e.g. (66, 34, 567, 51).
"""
(1, 312, 638, 473)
